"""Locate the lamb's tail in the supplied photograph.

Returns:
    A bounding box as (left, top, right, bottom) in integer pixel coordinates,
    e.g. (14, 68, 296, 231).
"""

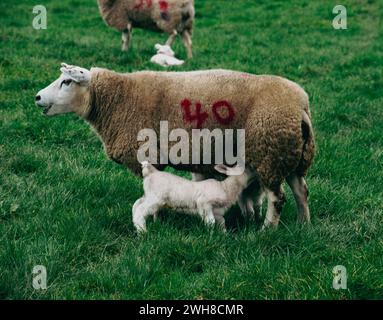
(296, 110, 316, 177)
(141, 161, 157, 178)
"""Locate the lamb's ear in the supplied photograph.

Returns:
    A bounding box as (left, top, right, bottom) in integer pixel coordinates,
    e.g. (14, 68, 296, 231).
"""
(214, 164, 229, 175)
(60, 63, 91, 85)
(214, 164, 245, 176)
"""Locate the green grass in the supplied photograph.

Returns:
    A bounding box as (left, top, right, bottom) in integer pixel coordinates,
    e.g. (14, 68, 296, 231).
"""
(1, 0, 382, 299)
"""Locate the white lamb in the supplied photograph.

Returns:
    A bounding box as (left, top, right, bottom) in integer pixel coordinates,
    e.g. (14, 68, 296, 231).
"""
(150, 43, 184, 67)
(132, 162, 254, 232)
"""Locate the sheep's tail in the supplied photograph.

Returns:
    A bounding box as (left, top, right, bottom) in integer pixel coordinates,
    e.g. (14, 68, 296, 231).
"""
(296, 110, 315, 177)
(141, 161, 157, 178)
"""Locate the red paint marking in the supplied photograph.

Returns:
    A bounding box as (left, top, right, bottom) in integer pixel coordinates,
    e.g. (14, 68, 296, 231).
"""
(159, 0, 168, 11)
(134, 0, 144, 9)
(134, 0, 152, 10)
(181, 99, 209, 129)
(212, 101, 236, 125)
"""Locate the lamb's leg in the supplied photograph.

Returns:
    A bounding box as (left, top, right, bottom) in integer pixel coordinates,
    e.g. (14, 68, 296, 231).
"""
(132, 198, 159, 233)
(262, 184, 286, 230)
(286, 173, 311, 223)
(121, 22, 132, 51)
(165, 30, 178, 47)
(181, 30, 193, 58)
(198, 205, 215, 227)
(213, 208, 226, 232)
(132, 197, 145, 213)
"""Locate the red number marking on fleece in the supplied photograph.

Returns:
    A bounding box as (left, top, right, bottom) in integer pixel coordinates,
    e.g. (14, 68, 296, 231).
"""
(159, 0, 169, 11)
(212, 100, 236, 125)
(181, 99, 209, 129)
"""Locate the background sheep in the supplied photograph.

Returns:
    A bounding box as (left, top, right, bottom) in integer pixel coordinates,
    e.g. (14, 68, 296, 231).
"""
(133, 161, 253, 232)
(35, 63, 315, 229)
(97, 0, 195, 58)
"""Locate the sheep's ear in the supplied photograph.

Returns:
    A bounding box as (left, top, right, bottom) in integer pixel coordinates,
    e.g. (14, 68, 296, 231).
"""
(60, 63, 91, 85)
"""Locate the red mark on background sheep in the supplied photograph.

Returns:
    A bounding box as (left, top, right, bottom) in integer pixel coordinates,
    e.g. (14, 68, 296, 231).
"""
(134, 0, 152, 10)
(159, 0, 169, 11)
(159, 0, 169, 20)
(212, 101, 236, 125)
(181, 99, 209, 129)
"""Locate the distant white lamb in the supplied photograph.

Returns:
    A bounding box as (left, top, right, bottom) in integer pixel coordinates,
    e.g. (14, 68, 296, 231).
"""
(132, 161, 254, 232)
(151, 43, 184, 67)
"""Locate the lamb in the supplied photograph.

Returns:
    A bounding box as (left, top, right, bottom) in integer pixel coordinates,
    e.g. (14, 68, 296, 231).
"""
(133, 162, 253, 232)
(150, 43, 185, 67)
(35, 63, 315, 229)
(97, 0, 194, 58)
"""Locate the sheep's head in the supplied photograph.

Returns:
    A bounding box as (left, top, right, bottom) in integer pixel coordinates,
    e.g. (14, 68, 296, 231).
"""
(35, 63, 91, 117)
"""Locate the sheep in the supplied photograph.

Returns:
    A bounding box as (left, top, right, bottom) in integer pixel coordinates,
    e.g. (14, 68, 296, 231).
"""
(150, 43, 185, 67)
(97, 0, 195, 58)
(35, 63, 315, 229)
(133, 162, 253, 232)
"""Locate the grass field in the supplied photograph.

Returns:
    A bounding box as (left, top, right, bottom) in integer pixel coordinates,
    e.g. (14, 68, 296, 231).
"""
(1, 0, 382, 299)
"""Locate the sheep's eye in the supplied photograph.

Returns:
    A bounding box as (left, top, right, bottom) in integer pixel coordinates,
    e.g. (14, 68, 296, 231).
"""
(60, 79, 72, 88)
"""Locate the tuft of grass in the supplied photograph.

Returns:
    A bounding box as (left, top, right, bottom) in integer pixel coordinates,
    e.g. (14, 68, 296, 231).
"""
(0, 0, 382, 299)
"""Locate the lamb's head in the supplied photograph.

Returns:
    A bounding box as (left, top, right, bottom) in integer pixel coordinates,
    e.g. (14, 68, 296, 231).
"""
(35, 63, 91, 117)
(155, 44, 175, 57)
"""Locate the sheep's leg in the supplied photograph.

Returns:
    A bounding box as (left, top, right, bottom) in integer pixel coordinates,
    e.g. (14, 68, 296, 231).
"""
(286, 173, 310, 224)
(181, 30, 193, 58)
(165, 30, 178, 47)
(238, 180, 265, 220)
(262, 184, 286, 230)
(132, 198, 159, 233)
(121, 22, 132, 51)
(252, 190, 266, 220)
(238, 195, 252, 217)
(213, 208, 226, 232)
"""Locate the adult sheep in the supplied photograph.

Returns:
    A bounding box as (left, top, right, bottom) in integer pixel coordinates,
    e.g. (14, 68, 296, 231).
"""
(35, 63, 315, 229)
(97, 0, 194, 58)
